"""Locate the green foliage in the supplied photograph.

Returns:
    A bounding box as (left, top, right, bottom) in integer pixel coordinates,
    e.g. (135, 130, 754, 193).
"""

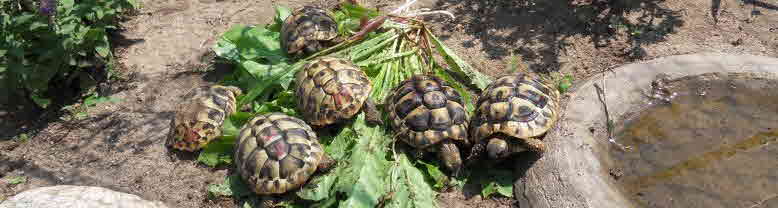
(0, 0, 137, 108)
(384, 154, 437, 208)
(7, 175, 26, 185)
(62, 92, 122, 120)
(197, 114, 242, 167)
(207, 3, 499, 208)
(472, 167, 515, 198)
(207, 174, 252, 198)
(331, 2, 380, 36)
(558, 74, 573, 93)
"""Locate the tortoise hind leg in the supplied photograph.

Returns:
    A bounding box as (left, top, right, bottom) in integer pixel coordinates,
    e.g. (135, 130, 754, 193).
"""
(438, 141, 463, 177)
(362, 98, 384, 126)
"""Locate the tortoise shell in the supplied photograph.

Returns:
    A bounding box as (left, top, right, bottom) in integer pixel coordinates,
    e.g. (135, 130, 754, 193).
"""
(469, 73, 560, 148)
(386, 75, 469, 148)
(167, 85, 242, 152)
(234, 113, 327, 195)
(295, 57, 372, 126)
(280, 6, 339, 58)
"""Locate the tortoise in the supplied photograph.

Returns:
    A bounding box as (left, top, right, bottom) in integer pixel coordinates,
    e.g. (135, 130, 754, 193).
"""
(167, 85, 242, 152)
(295, 57, 382, 126)
(386, 74, 469, 175)
(0, 185, 169, 208)
(280, 6, 339, 58)
(233, 113, 334, 195)
(469, 73, 560, 160)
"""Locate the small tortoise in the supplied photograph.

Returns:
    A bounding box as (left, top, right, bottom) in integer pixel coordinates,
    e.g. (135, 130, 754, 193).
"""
(295, 57, 382, 126)
(280, 6, 339, 58)
(0, 185, 168, 208)
(469, 73, 560, 159)
(167, 85, 242, 152)
(234, 113, 333, 195)
(386, 75, 469, 175)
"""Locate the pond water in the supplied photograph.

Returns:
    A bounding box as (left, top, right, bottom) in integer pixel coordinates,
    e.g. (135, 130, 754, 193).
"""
(610, 73, 778, 208)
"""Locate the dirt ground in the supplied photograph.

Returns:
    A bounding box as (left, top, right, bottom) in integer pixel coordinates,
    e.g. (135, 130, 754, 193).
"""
(1, 0, 776, 207)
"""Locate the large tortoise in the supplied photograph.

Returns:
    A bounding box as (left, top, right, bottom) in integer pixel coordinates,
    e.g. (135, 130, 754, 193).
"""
(386, 75, 469, 175)
(167, 85, 242, 152)
(469, 73, 560, 159)
(295, 57, 382, 126)
(280, 6, 339, 58)
(233, 113, 333, 194)
(0, 185, 168, 208)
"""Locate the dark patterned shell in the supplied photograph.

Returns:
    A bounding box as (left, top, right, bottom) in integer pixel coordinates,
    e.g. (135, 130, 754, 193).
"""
(280, 6, 338, 58)
(386, 75, 469, 149)
(234, 113, 325, 195)
(470, 73, 560, 143)
(167, 85, 242, 152)
(295, 57, 372, 126)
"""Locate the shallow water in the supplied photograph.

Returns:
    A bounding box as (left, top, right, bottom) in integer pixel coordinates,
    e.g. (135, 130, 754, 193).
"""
(610, 73, 778, 208)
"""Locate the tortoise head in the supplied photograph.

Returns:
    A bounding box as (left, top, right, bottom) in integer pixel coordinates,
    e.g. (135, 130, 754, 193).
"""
(169, 121, 218, 152)
(486, 138, 509, 159)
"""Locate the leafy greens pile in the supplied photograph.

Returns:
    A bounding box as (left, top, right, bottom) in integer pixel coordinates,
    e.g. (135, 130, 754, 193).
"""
(202, 3, 516, 207)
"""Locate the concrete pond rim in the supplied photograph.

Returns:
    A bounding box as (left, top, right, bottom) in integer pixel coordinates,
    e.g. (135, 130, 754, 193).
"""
(513, 53, 778, 208)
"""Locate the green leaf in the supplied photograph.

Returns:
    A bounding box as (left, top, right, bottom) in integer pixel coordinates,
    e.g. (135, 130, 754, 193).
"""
(274, 5, 292, 25)
(7, 176, 26, 185)
(475, 168, 514, 198)
(30, 93, 51, 109)
(335, 114, 390, 208)
(385, 154, 437, 208)
(197, 135, 236, 167)
(297, 173, 338, 201)
(126, 0, 140, 9)
(83, 94, 121, 107)
(323, 127, 355, 161)
(558, 74, 573, 93)
(426, 28, 491, 90)
(237, 61, 299, 108)
(207, 174, 253, 198)
(418, 160, 447, 189)
(214, 25, 284, 63)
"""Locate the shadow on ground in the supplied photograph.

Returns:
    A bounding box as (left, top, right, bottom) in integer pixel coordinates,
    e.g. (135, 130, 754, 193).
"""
(428, 0, 684, 73)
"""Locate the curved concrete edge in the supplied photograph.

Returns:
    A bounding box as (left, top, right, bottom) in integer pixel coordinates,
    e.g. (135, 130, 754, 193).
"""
(516, 53, 778, 208)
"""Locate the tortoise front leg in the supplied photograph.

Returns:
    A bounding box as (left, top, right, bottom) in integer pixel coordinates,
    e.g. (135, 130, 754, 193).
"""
(438, 141, 463, 177)
(486, 137, 546, 159)
(362, 98, 384, 126)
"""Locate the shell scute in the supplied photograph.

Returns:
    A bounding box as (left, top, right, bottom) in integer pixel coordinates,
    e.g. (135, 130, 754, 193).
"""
(234, 113, 326, 195)
(386, 74, 469, 149)
(469, 73, 560, 149)
(295, 57, 372, 126)
(280, 6, 338, 58)
(168, 85, 242, 152)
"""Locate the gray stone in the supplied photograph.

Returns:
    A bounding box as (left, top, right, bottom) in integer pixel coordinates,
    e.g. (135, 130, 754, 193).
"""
(0, 185, 168, 208)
